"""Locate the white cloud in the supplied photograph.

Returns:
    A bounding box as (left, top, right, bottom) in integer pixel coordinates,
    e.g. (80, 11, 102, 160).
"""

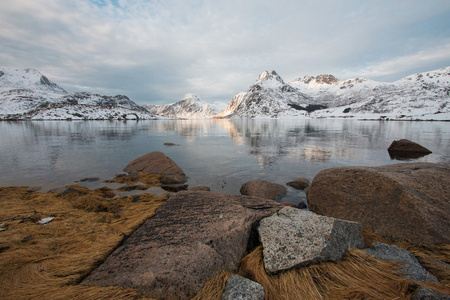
(1, 0, 450, 104)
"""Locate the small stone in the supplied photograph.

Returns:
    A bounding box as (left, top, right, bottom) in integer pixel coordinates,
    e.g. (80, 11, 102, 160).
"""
(286, 178, 310, 190)
(189, 186, 211, 191)
(221, 275, 265, 300)
(240, 179, 287, 201)
(161, 184, 188, 192)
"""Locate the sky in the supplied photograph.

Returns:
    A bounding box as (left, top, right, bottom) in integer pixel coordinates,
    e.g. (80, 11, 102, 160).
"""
(1, 0, 450, 105)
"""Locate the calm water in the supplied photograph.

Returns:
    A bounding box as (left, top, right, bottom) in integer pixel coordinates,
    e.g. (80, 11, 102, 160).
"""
(0, 119, 448, 204)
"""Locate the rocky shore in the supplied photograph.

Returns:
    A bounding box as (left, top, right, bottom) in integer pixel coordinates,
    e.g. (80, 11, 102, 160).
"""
(1, 148, 449, 299)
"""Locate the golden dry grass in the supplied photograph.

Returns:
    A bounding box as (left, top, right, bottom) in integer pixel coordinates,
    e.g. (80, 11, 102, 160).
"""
(0, 184, 166, 300)
(194, 244, 449, 300)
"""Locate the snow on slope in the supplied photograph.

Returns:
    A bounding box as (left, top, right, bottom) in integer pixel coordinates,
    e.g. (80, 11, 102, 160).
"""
(217, 70, 312, 118)
(143, 94, 218, 119)
(0, 68, 154, 120)
(220, 67, 450, 120)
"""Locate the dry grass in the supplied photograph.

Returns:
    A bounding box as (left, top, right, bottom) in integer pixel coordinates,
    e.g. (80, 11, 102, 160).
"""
(192, 270, 233, 300)
(0, 184, 166, 300)
(234, 245, 450, 300)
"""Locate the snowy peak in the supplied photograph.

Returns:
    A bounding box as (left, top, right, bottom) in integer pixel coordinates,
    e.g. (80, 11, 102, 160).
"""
(143, 94, 218, 119)
(291, 74, 340, 86)
(315, 74, 340, 85)
(0, 67, 67, 94)
(256, 70, 285, 84)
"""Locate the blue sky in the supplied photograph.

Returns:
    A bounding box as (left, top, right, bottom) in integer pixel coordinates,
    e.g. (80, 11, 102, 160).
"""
(1, 0, 450, 105)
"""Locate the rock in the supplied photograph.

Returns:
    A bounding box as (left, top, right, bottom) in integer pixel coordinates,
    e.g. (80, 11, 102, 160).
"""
(161, 184, 188, 192)
(297, 202, 307, 209)
(307, 163, 450, 244)
(189, 186, 211, 191)
(221, 275, 265, 300)
(258, 207, 365, 274)
(411, 286, 450, 300)
(124, 151, 187, 184)
(163, 142, 178, 146)
(286, 178, 310, 190)
(388, 139, 432, 159)
(240, 179, 287, 201)
(363, 243, 438, 283)
(56, 187, 87, 197)
(79, 177, 100, 182)
(83, 191, 282, 300)
(280, 202, 298, 208)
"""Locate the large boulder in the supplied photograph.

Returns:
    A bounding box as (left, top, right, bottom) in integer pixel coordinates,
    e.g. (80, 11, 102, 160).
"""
(123, 151, 187, 183)
(307, 163, 450, 244)
(83, 191, 282, 300)
(388, 139, 432, 159)
(240, 179, 287, 200)
(258, 207, 365, 274)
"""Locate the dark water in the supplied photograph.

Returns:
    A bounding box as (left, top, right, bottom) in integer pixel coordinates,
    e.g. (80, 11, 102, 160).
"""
(0, 119, 448, 205)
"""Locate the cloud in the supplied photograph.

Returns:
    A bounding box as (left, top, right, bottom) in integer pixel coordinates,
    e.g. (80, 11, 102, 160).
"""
(1, 0, 450, 104)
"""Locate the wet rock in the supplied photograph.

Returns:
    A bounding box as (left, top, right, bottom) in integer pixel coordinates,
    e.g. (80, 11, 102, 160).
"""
(189, 186, 211, 191)
(280, 202, 298, 208)
(307, 163, 450, 244)
(221, 275, 265, 300)
(163, 142, 178, 146)
(161, 184, 188, 192)
(79, 177, 100, 182)
(297, 202, 307, 209)
(83, 191, 282, 300)
(388, 139, 432, 160)
(286, 178, 310, 190)
(124, 151, 187, 184)
(258, 207, 365, 274)
(240, 179, 287, 201)
(56, 187, 87, 197)
(363, 243, 438, 283)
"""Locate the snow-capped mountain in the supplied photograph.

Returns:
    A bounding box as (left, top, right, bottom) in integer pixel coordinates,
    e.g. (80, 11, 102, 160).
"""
(0, 68, 154, 120)
(217, 67, 450, 120)
(217, 70, 317, 118)
(143, 94, 218, 119)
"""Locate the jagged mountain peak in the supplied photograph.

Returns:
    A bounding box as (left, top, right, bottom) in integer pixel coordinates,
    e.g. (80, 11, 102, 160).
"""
(256, 70, 284, 84)
(315, 74, 340, 84)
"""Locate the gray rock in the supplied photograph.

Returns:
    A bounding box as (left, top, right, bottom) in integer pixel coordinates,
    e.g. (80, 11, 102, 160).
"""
(363, 243, 438, 283)
(240, 179, 287, 200)
(286, 178, 310, 190)
(83, 191, 282, 300)
(221, 275, 265, 300)
(258, 207, 365, 274)
(411, 286, 450, 300)
(124, 151, 187, 184)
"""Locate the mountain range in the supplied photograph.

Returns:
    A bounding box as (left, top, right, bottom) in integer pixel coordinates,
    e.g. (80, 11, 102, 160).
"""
(0, 68, 153, 120)
(1, 66, 449, 120)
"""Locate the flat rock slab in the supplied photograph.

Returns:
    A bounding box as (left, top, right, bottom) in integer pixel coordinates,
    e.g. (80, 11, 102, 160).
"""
(258, 207, 365, 274)
(307, 163, 450, 244)
(124, 151, 187, 184)
(240, 179, 287, 200)
(83, 191, 282, 300)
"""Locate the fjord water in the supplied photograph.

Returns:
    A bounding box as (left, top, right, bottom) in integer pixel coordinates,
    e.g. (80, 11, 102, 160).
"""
(0, 119, 448, 204)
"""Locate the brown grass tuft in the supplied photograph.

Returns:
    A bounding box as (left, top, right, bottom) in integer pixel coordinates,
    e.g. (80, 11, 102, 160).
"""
(192, 270, 233, 300)
(0, 185, 166, 299)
